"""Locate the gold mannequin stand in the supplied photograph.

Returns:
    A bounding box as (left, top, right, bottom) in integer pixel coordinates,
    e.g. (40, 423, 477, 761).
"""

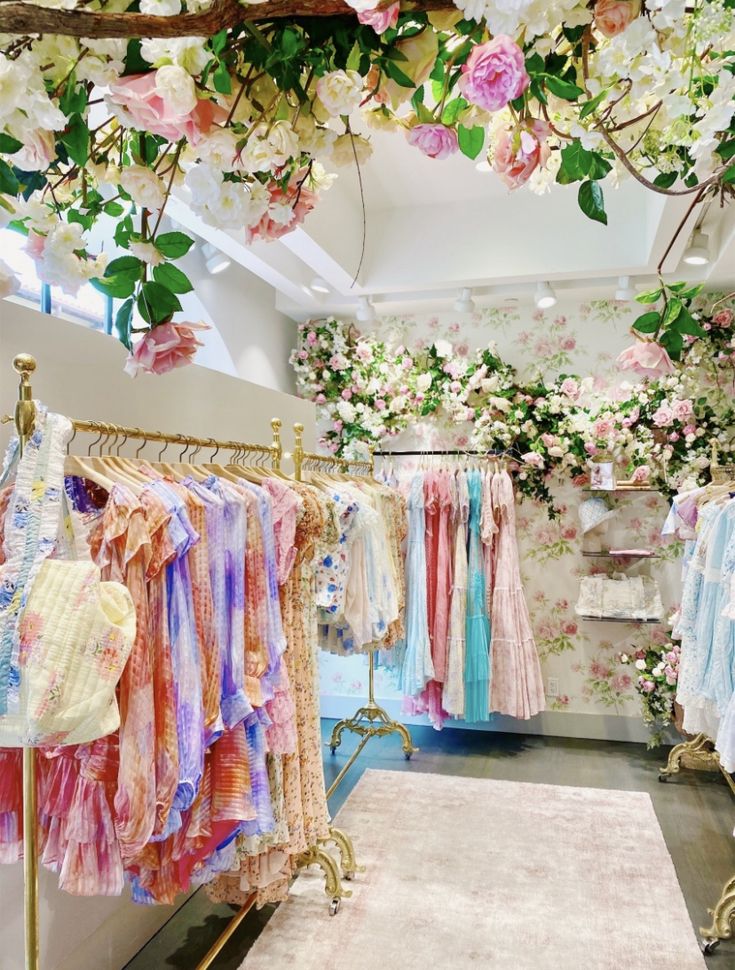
(659, 733, 735, 954)
(326, 653, 418, 799)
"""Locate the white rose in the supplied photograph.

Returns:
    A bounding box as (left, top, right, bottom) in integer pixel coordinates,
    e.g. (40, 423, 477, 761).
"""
(416, 373, 432, 392)
(433, 339, 453, 358)
(316, 69, 363, 117)
(121, 165, 166, 209)
(390, 395, 407, 413)
(141, 37, 210, 75)
(130, 240, 165, 266)
(330, 133, 373, 168)
(620, 653, 629, 663)
(197, 128, 240, 170)
(140, 0, 181, 14)
(635, 659, 647, 670)
(185, 163, 222, 205)
(337, 401, 356, 422)
(155, 64, 197, 116)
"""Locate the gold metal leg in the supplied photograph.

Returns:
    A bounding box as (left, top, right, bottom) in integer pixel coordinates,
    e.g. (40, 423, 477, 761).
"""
(659, 732, 721, 781)
(194, 896, 257, 970)
(294, 844, 352, 916)
(700, 875, 735, 953)
(320, 826, 365, 881)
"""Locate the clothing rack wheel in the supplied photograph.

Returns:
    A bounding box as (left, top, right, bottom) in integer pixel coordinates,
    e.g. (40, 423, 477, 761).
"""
(700, 874, 735, 952)
(293, 843, 352, 915)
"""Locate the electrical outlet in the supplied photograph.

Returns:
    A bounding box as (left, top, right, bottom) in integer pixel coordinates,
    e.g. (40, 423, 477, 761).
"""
(547, 677, 559, 698)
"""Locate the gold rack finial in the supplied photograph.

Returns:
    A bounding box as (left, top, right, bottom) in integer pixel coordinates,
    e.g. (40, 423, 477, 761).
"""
(293, 422, 304, 481)
(13, 354, 36, 447)
(270, 417, 282, 471)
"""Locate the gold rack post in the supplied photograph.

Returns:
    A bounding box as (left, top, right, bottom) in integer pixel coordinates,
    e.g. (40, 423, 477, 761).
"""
(291, 425, 417, 802)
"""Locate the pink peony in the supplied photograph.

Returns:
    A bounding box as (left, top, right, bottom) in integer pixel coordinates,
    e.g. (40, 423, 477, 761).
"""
(493, 120, 550, 189)
(459, 35, 530, 113)
(594, 0, 641, 37)
(109, 72, 219, 147)
(246, 174, 318, 244)
(124, 320, 209, 377)
(406, 123, 459, 160)
(617, 340, 675, 378)
(652, 404, 674, 427)
(713, 308, 734, 328)
(357, 2, 399, 33)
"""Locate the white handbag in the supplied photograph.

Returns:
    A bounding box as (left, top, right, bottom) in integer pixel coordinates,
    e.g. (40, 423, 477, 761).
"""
(575, 573, 664, 621)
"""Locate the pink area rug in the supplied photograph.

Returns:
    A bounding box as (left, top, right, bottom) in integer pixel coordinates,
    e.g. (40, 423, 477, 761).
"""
(239, 769, 706, 970)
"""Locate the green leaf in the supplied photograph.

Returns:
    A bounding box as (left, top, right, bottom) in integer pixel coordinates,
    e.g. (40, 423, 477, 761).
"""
(457, 124, 484, 160)
(654, 171, 678, 189)
(103, 200, 124, 217)
(152, 262, 194, 294)
(544, 74, 584, 101)
(632, 311, 661, 334)
(441, 97, 467, 126)
(577, 179, 607, 225)
(114, 297, 134, 350)
(137, 280, 182, 325)
(213, 61, 232, 95)
(675, 306, 707, 337)
(722, 163, 735, 184)
(661, 297, 683, 328)
(0, 133, 22, 154)
(154, 231, 194, 259)
(556, 141, 591, 184)
(383, 59, 415, 88)
(579, 88, 609, 119)
(106, 255, 144, 278)
(346, 42, 361, 73)
(211, 28, 228, 55)
(636, 288, 663, 304)
(660, 329, 684, 360)
(59, 74, 88, 117)
(0, 158, 19, 196)
(525, 52, 544, 76)
(60, 114, 89, 167)
(716, 138, 735, 161)
(90, 255, 144, 299)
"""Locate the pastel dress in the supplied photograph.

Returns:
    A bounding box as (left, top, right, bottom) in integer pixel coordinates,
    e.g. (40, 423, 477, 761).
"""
(463, 469, 490, 722)
(489, 471, 546, 720)
(443, 471, 468, 717)
(400, 473, 435, 699)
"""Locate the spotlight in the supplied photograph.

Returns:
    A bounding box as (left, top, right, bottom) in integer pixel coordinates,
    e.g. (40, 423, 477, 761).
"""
(310, 277, 330, 294)
(356, 296, 376, 323)
(535, 281, 557, 310)
(454, 287, 476, 313)
(202, 242, 231, 275)
(683, 229, 710, 266)
(614, 275, 636, 301)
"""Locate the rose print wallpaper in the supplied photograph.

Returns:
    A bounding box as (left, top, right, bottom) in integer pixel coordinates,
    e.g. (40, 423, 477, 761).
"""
(313, 295, 683, 733)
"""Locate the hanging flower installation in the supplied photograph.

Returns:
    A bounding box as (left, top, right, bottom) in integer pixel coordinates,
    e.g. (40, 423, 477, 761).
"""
(0, 1, 734, 361)
(290, 301, 735, 515)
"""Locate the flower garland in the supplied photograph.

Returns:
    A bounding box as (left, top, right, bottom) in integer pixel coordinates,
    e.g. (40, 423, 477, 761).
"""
(619, 630, 681, 748)
(1, 2, 735, 371)
(290, 298, 735, 515)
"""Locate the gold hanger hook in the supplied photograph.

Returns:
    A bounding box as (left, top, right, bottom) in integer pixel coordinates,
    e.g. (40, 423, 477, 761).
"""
(190, 440, 202, 462)
(158, 436, 169, 461)
(88, 422, 104, 456)
(66, 424, 77, 456)
(116, 429, 128, 456)
(98, 424, 113, 456)
(179, 435, 190, 461)
(135, 431, 147, 458)
(209, 437, 219, 462)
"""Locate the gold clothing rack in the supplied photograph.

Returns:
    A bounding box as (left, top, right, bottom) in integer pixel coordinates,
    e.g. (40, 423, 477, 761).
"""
(291, 425, 418, 800)
(3, 353, 287, 970)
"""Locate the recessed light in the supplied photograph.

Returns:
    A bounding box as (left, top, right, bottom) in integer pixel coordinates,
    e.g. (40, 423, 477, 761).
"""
(453, 287, 476, 313)
(535, 281, 557, 310)
(202, 242, 231, 275)
(615, 275, 636, 301)
(356, 296, 376, 323)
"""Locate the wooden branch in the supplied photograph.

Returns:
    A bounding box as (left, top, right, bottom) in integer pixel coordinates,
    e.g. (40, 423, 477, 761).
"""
(0, 0, 454, 39)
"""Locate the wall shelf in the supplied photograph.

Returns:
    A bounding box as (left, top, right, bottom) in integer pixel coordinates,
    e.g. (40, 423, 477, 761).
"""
(579, 615, 662, 624)
(582, 487, 660, 495)
(582, 551, 660, 559)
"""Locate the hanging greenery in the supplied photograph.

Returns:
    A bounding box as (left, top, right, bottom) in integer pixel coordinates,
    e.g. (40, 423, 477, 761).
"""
(0, 2, 734, 372)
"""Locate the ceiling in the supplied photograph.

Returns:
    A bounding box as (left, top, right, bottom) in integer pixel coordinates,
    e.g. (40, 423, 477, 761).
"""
(168, 124, 735, 322)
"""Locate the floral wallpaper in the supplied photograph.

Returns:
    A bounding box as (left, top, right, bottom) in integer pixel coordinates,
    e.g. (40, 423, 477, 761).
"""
(316, 295, 682, 724)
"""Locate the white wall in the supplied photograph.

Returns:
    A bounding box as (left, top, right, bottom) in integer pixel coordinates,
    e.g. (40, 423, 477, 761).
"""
(0, 301, 315, 970)
(182, 249, 299, 395)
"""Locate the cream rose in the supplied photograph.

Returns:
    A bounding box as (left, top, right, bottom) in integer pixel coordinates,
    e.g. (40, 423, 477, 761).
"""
(154, 64, 197, 116)
(316, 69, 363, 117)
(120, 165, 166, 209)
(330, 133, 373, 168)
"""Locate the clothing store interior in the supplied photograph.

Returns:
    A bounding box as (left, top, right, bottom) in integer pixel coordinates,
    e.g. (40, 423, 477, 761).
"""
(3, 2, 735, 969)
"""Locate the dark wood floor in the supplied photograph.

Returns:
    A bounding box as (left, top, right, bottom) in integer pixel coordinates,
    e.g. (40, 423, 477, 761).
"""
(124, 722, 735, 969)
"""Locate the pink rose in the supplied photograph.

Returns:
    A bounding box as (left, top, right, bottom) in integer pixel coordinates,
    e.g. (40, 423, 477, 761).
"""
(307, 331, 317, 346)
(315, 393, 326, 404)
(459, 35, 530, 113)
(594, 0, 641, 38)
(297, 349, 308, 360)
(652, 404, 674, 427)
(584, 442, 598, 455)
(246, 172, 318, 244)
(541, 433, 557, 448)
(713, 308, 734, 328)
(406, 123, 459, 160)
(562, 527, 577, 541)
(522, 452, 545, 469)
(642, 680, 656, 693)
(631, 465, 650, 483)
(124, 320, 209, 377)
(493, 120, 550, 190)
(672, 399, 694, 421)
(560, 377, 580, 400)
(593, 417, 615, 438)
(617, 340, 675, 378)
(358, 2, 399, 34)
(333, 419, 344, 432)
(375, 399, 386, 410)
(109, 72, 219, 147)
(669, 432, 680, 442)
(561, 337, 576, 351)
(683, 424, 697, 436)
